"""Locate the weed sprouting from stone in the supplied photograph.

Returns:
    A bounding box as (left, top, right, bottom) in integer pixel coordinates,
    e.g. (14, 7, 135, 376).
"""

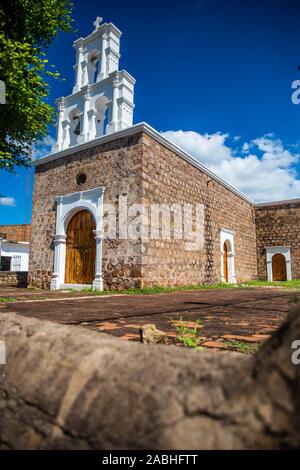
(175, 318, 203, 350)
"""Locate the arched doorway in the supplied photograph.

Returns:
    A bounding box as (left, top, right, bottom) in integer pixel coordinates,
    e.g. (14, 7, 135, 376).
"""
(65, 210, 96, 284)
(69, 107, 81, 147)
(223, 241, 228, 282)
(220, 229, 236, 284)
(272, 253, 287, 281)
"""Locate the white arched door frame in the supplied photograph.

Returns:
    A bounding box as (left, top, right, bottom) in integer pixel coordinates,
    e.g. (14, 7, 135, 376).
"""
(50, 186, 105, 290)
(220, 228, 236, 284)
(266, 246, 291, 282)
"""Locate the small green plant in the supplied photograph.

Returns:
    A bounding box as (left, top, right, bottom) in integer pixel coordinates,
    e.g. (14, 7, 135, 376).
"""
(224, 340, 259, 354)
(175, 318, 203, 350)
(0, 297, 17, 303)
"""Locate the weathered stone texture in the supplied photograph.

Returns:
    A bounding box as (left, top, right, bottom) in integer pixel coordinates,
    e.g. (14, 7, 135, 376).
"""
(141, 134, 257, 285)
(255, 201, 300, 279)
(0, 309, 299, 449)
(0, 272, 27, 288)
(28, 134, 143, 289)
(29, 130, 258, 289)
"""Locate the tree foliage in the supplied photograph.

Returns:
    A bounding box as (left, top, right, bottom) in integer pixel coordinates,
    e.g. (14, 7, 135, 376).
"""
(0, 0, 74, 172)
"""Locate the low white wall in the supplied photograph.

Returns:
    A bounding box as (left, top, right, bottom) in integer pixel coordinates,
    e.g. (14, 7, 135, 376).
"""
(1, 242, 29, 271)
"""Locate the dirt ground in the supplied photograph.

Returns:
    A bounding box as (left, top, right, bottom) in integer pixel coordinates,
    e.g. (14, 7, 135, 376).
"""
(0, 286, 298, 352)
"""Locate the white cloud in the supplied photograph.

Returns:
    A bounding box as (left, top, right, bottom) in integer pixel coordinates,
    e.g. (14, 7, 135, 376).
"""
(163, 130, 232, 165)
(161, 130, 300, 202)
(32, 135, 55, 160)
(0, 197, 16, 207)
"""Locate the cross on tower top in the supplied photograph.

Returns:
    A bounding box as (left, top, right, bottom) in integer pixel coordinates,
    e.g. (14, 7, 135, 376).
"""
(93, 16, 103, 30)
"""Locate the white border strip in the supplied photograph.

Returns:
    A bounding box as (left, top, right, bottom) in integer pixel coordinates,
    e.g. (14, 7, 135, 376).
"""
(256, 198, 300, 207)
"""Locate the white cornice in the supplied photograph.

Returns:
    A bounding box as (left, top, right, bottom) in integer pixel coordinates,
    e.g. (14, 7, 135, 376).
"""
(55, 185, 105, 203)
(33, 122, 257, 205)
(119, 70, 136, 85)
(60, 69, 134, 103)
(1, 240, 30, 246)
(73, 23, 122, 48)
(256, 198, 300, 207)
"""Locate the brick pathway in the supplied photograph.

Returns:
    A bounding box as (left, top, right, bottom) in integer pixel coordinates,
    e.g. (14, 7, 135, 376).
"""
(0, 287, 298, 352)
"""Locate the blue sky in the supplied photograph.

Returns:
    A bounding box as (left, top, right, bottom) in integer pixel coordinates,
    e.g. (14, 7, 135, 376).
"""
(1, 0, 300, 223)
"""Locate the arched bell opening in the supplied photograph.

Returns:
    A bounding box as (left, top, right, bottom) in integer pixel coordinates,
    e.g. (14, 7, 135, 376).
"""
(69, 107, 81, 146)
(95, 95, 109, 137)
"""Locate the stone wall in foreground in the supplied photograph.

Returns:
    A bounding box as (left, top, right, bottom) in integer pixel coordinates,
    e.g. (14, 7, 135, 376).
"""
(0, 310, 299, 449)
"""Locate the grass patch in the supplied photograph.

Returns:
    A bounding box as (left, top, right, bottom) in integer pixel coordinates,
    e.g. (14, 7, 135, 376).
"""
(224, 340, 260, 354)
(0, 297, 17, 303)
(63, 283, 236, 296)
(61, 279, 300, 296)
(241, 279, 300, 290)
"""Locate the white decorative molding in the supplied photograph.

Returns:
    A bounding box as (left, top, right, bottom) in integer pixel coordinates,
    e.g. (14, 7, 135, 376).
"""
(50, 186, 105, 290)
(220, 228, 236, 284)
(256, 199, 300, 207)
(265, 246, 291, 282)
(52, 18, 135, 153)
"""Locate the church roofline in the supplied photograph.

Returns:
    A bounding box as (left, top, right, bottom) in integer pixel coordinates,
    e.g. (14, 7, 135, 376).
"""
(256, 198, 300, 207)
(33, 122, 258, 205)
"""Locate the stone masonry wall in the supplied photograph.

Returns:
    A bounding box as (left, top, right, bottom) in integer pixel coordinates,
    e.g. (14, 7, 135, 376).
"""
(1, 310, 299, 449)
(29, 130, 258, 290)
(255, 200, 300, 280)
(28, 134, 143, 289)
(0, 272, 27, 288)
(141, 133, 258, 286)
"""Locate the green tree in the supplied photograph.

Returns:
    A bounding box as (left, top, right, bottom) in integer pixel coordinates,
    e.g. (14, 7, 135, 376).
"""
(0, 0, 74, 172)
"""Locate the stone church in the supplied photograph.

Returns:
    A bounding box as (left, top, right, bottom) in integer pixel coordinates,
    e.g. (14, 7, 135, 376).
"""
(28, 18, 300, 290)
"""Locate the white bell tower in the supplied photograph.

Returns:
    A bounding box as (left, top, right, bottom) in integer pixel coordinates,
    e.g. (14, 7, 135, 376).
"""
(52, 17, 135, 153)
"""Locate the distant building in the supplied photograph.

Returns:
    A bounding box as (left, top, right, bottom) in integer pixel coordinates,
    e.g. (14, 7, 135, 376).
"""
(0, 224, 30, 272)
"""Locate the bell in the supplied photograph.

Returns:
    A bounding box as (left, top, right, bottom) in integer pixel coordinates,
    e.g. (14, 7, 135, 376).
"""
(73, 118, 81, 136)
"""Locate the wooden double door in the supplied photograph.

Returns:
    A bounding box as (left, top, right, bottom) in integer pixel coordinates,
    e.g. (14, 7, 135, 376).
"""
(65, 210, 96, 284)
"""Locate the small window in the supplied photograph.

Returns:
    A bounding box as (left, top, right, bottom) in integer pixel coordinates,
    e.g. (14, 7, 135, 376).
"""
(76, 173, 86, 186)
